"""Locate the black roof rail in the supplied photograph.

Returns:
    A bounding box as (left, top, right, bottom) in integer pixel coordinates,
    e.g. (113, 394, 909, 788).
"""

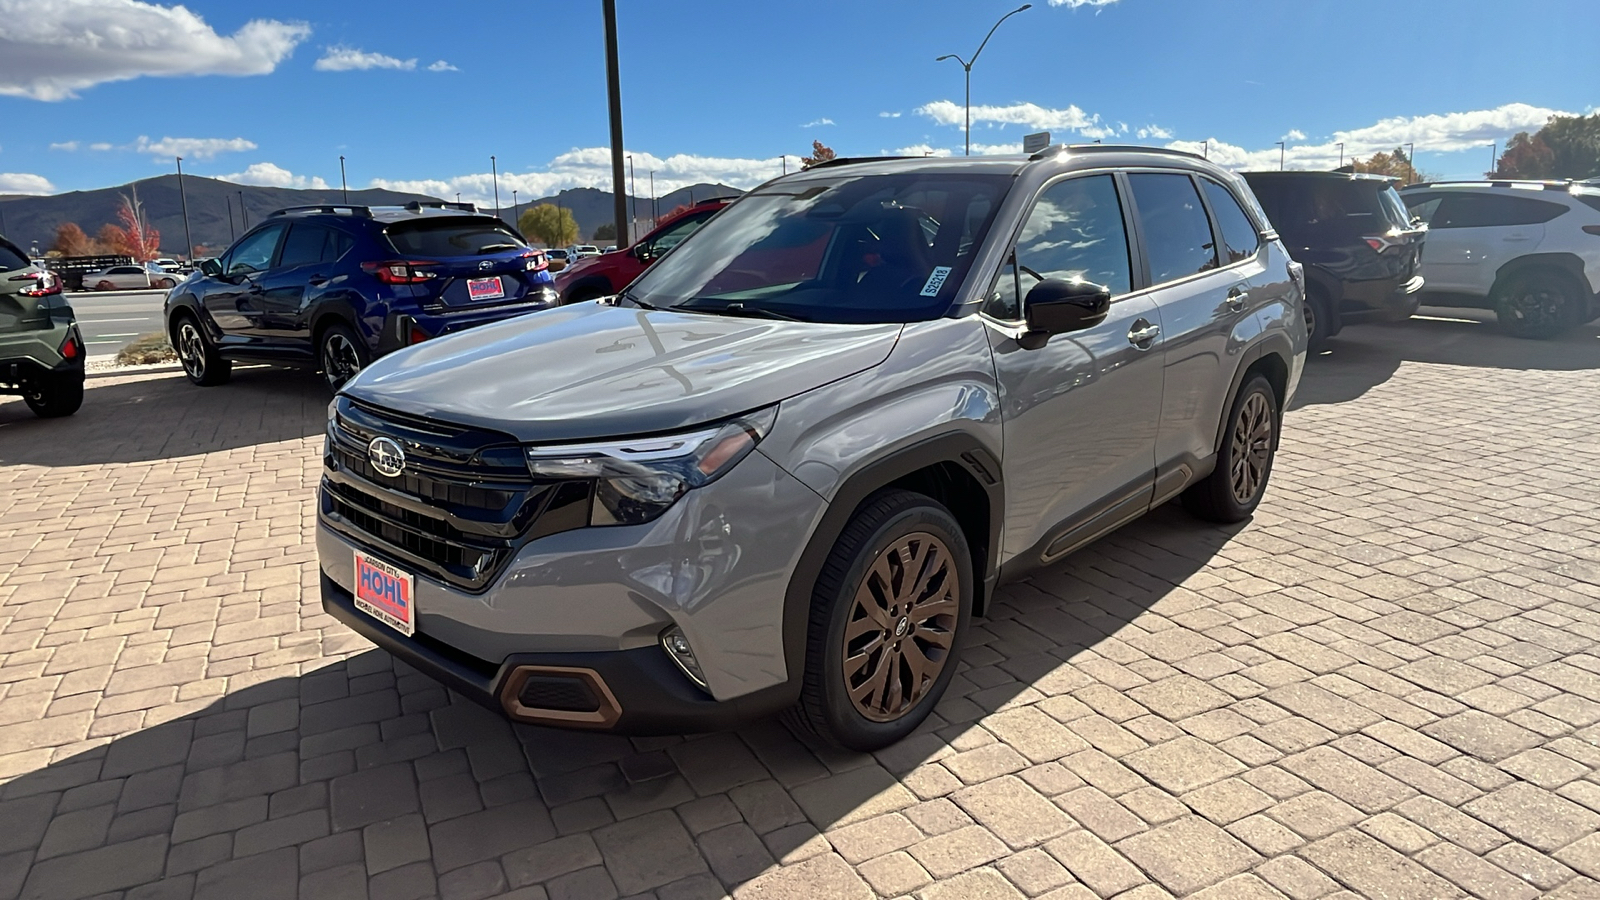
(1406, 179, 1573, 191)
(1030, 143, 1205, 162)
(804, 156, 909, 170)
(402, 200, 480, 213)
(268, 205, 373, 218)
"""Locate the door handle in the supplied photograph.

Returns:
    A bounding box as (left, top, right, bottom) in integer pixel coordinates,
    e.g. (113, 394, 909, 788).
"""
(1226, 286, 1249, 310)
(1128, 320, 1161, 346)
(308, 274, 329, 286)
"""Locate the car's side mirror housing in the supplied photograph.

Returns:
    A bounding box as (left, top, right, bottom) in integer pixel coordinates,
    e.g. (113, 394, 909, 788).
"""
(633, 242, 655, 262)
(199, 258, 222, 277)
(1022, 279, 1111, 347)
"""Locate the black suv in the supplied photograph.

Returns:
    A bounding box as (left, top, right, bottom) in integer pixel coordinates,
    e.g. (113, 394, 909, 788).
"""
(165, 203, 558, 391)
(1243, 172, 1425, 350)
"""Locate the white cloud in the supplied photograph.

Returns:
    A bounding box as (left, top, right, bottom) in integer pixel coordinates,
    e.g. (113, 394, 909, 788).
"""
(89, 142, 113, 151)
(314, 46, 416, 72)
(0, 0, 308, 101)
(1169, 102, 1574, 172)
(1282, 129, 1307, 141)
(219, 162, 329, 190)
(916, 99, 1101, 135)
(0, 172, 54, 194)
(133, 135, 256, 160)
(370, 147, 800, 209)
(1136, 125, 1173, 139)
(802, 118, 835, 128)
(893, 144, 952, 157)
(49, 141, 79, 151)
(427, 60, 457, 72)
(879, 111, 902, 119)
(1047, 0, 1120, 7)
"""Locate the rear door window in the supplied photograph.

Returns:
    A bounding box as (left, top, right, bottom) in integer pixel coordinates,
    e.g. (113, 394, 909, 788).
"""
(1128, 173, 1219, 284)
(278, 224, 331, 269)
(1431, 193, 1567, 228)
(387, 219, 527, 257)
(0, 240, 29, 272)
(1200, 179, 1260, 263)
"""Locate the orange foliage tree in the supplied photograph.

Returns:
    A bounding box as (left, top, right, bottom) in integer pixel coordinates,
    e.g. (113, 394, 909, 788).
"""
(801, 140, 837, 169)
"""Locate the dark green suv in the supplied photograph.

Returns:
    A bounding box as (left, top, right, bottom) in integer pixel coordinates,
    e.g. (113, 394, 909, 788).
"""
(0, 236, 85, 417)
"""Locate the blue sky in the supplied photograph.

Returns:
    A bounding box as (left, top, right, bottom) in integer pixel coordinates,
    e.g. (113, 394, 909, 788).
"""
(1, 0, 1596, 204)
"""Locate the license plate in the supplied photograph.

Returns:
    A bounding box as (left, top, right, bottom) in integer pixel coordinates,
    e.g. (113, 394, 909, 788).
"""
(466, 276, 505, 301)
(354, 550, 415, 636)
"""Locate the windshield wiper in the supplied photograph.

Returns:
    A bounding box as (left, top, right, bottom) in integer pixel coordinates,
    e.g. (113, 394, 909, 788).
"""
(477, 242, 519, 253)
(675, 299, 808, 322)
(617, 289, 662, 311)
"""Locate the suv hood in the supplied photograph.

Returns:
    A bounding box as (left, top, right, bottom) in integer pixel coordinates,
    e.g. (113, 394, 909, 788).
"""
(346, 303, 903, 442)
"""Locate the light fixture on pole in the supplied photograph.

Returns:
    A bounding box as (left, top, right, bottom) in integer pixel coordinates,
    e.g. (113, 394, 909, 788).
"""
(490, 156, 500, 217)
(1336, 142, 1344, 168)
(1276, 141, 1285, 171)
(511, 189, 518, 228)
(175, 156, 194, 260)
(937, 4, 1032, 157)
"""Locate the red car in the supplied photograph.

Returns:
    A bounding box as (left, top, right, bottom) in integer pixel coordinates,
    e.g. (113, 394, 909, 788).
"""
(555, 198, 729, 304)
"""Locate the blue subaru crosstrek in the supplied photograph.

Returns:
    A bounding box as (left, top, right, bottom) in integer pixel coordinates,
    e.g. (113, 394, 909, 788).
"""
(165, 202, 557, 391)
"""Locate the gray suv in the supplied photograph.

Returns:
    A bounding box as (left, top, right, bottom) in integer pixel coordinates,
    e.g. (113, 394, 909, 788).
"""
(317, 146, 1307, 750)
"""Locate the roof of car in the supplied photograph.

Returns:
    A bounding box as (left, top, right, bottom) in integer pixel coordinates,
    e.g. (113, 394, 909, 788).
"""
(266, 201, 491, 223)
(1242, 170, 1395, 182)
(777, 144, 1216, 182)
(1400, 179, 1582, 192)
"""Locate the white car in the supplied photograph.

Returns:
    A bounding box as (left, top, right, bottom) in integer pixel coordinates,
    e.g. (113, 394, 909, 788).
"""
(567, 244, 601, 259)
(145, 262, 182, 289)
(82, 265, 152, 291)
(1400, 180, 1600, 338)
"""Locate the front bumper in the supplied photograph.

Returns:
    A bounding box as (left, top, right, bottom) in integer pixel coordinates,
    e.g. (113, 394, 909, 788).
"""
(321, 573, 792, 733)
(1338, 274, 1424, 323)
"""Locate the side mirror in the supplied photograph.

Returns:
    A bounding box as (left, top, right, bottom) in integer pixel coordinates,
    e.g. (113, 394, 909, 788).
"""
(1023, 279, 1111, 344)
(199, 258, 222, 277)
(633, 242, 655, 262)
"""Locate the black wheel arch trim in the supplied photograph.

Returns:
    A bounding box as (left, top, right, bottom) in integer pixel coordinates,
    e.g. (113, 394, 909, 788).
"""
(779, 432, 1005, 705)
(1492, 253, 1593, 309)
(1212, 336, 1293, 456)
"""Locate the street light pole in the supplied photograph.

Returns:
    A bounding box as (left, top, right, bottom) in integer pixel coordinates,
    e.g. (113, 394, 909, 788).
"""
(1406, 142, 1416, 183)
(340, 155, 348, 203)
(603, 0, 628, 254)
(649, 170, 655, 223)
(1276, 141, 1285, 171)
(1336, 142, 1344, 167)
(1489, 142, 1497, 176)
(175, 156, 194, 260)
(627, 155, 637, 242)
(511, 189, 518, 228)
(225, 196, 235, 242)
(238, 190, 247, 228)
(490, 156, 500, 217)
(937, 4, 1032, 157)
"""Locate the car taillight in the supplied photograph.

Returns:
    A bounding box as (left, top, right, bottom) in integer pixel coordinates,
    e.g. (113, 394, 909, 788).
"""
(59, 328, 81, 360)
(361, 260, 437, 285)
(15, 271, 62, 297)
(520, 250, 548, 272)
(1583, 225, 1600, 237)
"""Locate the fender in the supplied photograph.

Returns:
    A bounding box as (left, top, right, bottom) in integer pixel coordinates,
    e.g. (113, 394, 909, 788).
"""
(309, 298, 363, 347)
(163, 293, 218, 343)
(1493, 252, 1594, 317)
(1212, 333, 1293, 455)
(560, 276, 616, 305)
(778, 432, 1005, 696)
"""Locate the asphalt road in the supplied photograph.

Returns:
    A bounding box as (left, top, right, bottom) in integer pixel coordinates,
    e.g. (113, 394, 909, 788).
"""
(67, 288, 167, 356)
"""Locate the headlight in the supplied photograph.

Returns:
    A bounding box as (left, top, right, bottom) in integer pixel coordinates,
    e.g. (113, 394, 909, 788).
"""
(524, 406, 777, 526)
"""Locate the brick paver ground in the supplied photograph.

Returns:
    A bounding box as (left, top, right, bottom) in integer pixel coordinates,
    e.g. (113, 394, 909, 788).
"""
(2, 309, 1599, 900)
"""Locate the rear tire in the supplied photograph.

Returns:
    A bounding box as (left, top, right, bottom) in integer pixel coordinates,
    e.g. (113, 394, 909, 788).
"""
(23, 371, 84, 418)
(1182, 373, 1279, 523)
(788, 489, 973, 751)
(318, 322, 370, 393)
(95, 280, 114, 292)
(1303, 285, 1337, 352)
(174, 313, 231, 386)
(1493, 270, 1579, 339)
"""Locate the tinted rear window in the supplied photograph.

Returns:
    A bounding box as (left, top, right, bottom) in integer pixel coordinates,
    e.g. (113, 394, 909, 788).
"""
(1428, 192, 1568, 228)
(0, 241, 32, 271)
(1245, 176, 1404, 234)
(386, 218, 527, 258)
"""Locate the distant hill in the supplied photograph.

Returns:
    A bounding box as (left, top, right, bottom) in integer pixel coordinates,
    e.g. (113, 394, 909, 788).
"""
(0, 176, 745, 257)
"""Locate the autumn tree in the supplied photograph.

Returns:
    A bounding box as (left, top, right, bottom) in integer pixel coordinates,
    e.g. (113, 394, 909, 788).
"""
(114, 188, 161, 261)
(96, 223, 132, 256)
(518, 203, 580, 248)
(593, 222, 617, 242)
(1493, 132, 1556, 179)
(801, 140, 837, 169)
(1492, 113, 1600, 180)
(49, 222, 97, 256)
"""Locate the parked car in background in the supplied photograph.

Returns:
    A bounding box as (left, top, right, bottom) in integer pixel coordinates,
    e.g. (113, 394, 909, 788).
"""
(82, 264, 153, 291)
(164, 202, 558, 392)
(556, 198, 730, 304)
(316, 146, 1305, 750)
(543, 248, 571, 273)
(602, 246, 618, 254)
(1243, 171, 1425, 350)
(1399, 180, 1600, 338)
(145, 262, 182, 289)
(567, 244, 601, 260)
(0, 234, 85, 417)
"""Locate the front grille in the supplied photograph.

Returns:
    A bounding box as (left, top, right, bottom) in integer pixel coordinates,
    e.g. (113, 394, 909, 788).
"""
(517, 674, 602, 713)
(320, 398, 592, 591)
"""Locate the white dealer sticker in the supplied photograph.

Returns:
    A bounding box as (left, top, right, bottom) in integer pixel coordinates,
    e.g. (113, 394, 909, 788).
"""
(919, 266, 953, 297)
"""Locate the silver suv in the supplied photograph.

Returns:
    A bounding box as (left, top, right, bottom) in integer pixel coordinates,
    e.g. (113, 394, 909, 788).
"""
(317, 147, 1307, 750)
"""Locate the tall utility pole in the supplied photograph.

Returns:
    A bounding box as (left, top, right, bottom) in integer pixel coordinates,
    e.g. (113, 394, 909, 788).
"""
(781, 156, 787, 175)
(511, 189, 519, 228)
(627, 155, 637, 243)
(175, 157, 194, 260)
(340, 156, 348, 203)
(238, 191, 248, 227)
(603, 0, 628, 253)
(225, 196, 236, 242)
(936, 4, 1032, 156)
(1336, 142, 1344, 167)
(490, 156, 500, 217)
(1406, 142, 1416, 183)
(1489, 142, 1497, 176)
(1276, 141, 1286, 171)
(649, 170, 655, 223)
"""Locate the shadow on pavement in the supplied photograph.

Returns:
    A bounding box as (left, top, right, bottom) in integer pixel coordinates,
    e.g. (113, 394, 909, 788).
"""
(1291, 307, 1600, 409)
(0, 366, 327, 468)
(0, 504, 1240, 900)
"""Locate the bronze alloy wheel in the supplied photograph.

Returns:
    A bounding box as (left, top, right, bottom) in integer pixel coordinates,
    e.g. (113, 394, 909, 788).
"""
(1229, 391, 1274, 505)
(177, 321, 206, 381)
(842, 531, 959, 722)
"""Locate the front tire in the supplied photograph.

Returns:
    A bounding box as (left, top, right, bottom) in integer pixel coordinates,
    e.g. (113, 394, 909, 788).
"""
(319, 322, 370, 393)
(174, 314, 231, 386)
(790, 490, 973, 751)
(1493, 270, 1579, 339)
(1183, 373, 1280, 523)
(1303, 285, 1337, 352)
(23, 371, 84, 418)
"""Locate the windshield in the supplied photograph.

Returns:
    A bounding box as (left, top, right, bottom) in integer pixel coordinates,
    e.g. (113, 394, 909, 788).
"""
(386, 218, 528, 257)
(628, 172, 1011, 324)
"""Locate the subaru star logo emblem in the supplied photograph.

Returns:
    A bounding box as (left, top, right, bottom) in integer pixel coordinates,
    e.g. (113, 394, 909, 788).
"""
(367, 437, 406, 478)
(478, 260, 493, 270)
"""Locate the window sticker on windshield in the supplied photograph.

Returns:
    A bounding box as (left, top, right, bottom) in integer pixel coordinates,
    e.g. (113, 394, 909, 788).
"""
(920, 266, 953, 297)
